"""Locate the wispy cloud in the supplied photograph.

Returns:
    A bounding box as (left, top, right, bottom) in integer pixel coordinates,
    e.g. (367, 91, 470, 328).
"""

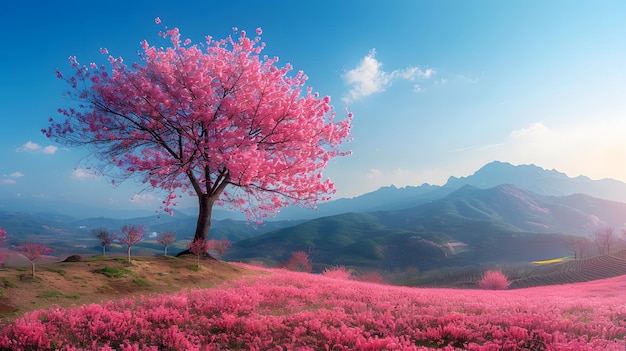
(17, 141, 58, 154)
(0, 171, 24, 185)
(510, 122, 549, 138)
(130, 193, 157, 207)
(72, 168, 100, 180)
(342, 49, 435, 104)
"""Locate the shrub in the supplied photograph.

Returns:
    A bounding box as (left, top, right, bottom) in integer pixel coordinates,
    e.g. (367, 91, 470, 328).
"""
(282, 251, 312, 273)
(358, 271, 387, 284)
(322, 266, 352, 280)
(478, 270, 510, 290)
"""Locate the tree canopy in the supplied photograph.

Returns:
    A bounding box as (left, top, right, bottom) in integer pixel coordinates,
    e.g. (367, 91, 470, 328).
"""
(45, 20, 352, 241)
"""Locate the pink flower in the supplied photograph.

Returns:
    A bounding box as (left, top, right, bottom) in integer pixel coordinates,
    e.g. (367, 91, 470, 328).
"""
(155, 17, 161, 24)
(256, 28, 263, 35)
(99, 47, 109, 55)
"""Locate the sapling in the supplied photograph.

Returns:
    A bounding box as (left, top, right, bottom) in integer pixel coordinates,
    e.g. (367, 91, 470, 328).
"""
(91, 227, 114, 256)
(188, 239, 210, 270)
(18, 241, 51, 279)
(156, 231, 177, 256)
(117, 224, 145, 263)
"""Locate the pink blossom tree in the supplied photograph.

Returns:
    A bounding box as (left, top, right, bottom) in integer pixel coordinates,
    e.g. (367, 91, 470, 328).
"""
(91, 227, 114, 256)
(18, 241, 51, 279)
(156, 231, 177, 256)
(45, 20, 352, 243)
(117, 225, 145, 263)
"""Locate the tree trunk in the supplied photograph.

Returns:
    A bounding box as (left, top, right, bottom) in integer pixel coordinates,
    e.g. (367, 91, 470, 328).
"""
(127, 246, 131, 263)
(194, 194, 216, 241)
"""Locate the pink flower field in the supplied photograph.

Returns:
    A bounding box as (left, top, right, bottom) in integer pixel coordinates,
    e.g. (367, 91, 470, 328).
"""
(2, 265, 626, 350)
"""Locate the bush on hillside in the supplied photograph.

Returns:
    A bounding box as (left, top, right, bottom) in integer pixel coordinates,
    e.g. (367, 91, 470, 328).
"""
(322, 265, 352, 280)
(478, 270, 510, 290)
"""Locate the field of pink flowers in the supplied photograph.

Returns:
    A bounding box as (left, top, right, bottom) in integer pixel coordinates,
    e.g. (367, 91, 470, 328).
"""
(2, 265, 626, 350)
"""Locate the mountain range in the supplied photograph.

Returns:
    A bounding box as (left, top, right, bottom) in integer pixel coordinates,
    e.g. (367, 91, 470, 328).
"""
(3, 161, 626, 273)
(271, 161, 626, 220)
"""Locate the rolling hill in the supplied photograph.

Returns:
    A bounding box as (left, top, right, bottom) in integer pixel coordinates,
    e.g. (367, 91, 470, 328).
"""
(226, 184, 626, 272)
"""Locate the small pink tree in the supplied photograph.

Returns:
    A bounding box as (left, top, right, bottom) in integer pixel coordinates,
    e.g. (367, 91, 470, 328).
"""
(207, 239, 232, 259)
(188, 239, 210, 269)
(156, 232, 177, 256)
(478, 270, 510, 290)
(117, 225, 145, 263)
(283, 250, 312, 273)
(0, 227, 7, 266)
(91, 227, 114, 256)
(18, 241, 51, 279)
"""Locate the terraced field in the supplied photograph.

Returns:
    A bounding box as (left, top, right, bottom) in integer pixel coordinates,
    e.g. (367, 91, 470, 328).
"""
(510, 252, 626, 288)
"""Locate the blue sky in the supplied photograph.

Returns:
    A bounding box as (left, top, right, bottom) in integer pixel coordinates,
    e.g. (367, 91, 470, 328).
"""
(2, 1, 626, 214)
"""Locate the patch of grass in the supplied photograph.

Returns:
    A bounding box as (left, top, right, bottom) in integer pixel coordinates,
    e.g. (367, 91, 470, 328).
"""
(15, 267, 26, 272)
(41, 266, 67, 276)
(97, 284, 113, 293)
(38, 290, 80, 300)
(38, 290, 64, 299)
(17, 273, 39, 282)
(133, 278, 151, 287)
(92, 265, 132, 278)
(2, 277, 16, 288)
(188, 265, 200, 272)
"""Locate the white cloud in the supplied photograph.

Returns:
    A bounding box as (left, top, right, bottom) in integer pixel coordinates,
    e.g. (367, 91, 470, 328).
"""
(43, 146, 58, 154)
(510, 122, 550, 138)
(366, 168, 383, 179)
(130, 193, 157, 207)
(72, 168, 99, 180)
(17, 141, 58, 154)
(0, 179, 16, 185)
(19, 141, 41, 152)
(342, 49, 435, 104)
(10, 171, 24, 178)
